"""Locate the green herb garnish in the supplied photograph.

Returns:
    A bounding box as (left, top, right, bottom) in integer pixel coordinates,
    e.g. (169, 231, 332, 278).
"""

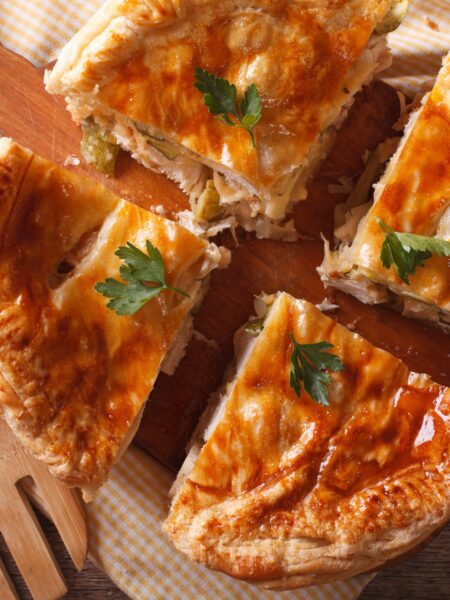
(194, 67, 262, 147)
(378, 218, 450, 285)
(289, 333, 344, 406)
(95, 241, 189, 316)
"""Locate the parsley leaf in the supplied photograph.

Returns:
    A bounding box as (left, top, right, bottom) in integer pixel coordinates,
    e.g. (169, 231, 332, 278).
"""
(377, 218, 450, 285)
(239, 84, 262, 146)
(95, 241, 189, 316)
(194, 68, 262, 147)
(194, 68, 237, 117)
(289, 333, 344, 406)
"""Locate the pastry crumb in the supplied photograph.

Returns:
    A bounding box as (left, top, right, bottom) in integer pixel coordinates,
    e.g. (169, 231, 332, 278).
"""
(346, 317, 360, 331)
(328, 176, 354, 196)
(193, 329, 219, 349)
(152, 204, 167, 216)
(315, 299, 339, 312)
(64, 154, 80, 167)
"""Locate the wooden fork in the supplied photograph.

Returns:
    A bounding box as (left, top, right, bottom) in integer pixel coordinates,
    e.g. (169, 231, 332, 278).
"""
(0, 419, 88, 600)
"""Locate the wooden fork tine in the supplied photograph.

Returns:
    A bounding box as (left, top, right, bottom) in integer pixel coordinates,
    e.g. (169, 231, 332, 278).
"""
(0, 556, 18, 600)
(1, 483, 67, 600)
(21, 470, 87, 571)
(0, 411, 87, 599)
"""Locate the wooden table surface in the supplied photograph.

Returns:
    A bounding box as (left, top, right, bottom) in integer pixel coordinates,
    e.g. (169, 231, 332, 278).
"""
(1, 44, 450, 600)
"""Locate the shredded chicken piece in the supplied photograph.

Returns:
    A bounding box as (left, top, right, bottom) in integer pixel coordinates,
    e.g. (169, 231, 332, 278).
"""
(315, 299, 339, 312)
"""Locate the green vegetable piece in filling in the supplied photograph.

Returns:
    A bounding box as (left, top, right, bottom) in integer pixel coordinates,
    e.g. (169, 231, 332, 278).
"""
(147, 136, 180, 160)
(134, 123, 180, 160)
(81, 119, 119, 176)
(194, 180, 225, 222)
(244, 317, 265, 336)
(375, 0, 409, 34)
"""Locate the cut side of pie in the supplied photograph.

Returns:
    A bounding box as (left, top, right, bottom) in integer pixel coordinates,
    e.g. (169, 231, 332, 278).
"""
(165, 292, 450, 589)
(0, 137, 226, 500)
(45, 0, 403, 240)
(319, 52, 450, 331)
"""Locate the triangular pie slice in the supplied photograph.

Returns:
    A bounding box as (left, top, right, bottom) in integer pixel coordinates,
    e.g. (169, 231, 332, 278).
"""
(0, 137, 225, 500)
(46, 0, 402, 239)
(165, 292, 450, 588)
(319, 51, 450, 331)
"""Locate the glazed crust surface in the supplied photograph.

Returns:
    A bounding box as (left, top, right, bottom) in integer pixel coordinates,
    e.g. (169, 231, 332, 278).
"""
(165, 293, 450, 588)
(47, 0, 391, 192)
(0, 138, 211, 490)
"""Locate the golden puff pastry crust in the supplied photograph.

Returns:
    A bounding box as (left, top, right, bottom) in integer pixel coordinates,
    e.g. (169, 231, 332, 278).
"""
(165, 292, 450, 588)
(47, 0, 393, 219)
(0, 138, 220, 497)
(320, 53, 450, 327)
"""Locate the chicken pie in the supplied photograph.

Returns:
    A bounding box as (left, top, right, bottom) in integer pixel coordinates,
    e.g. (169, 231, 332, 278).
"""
(0, 138, 225, 499)
(319, 52, 450, 331)
(45, 0, 404, 239)
(165, 292, 450, 588)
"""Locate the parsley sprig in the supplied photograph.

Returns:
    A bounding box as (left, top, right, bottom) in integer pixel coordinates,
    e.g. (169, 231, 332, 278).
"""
(194, 67, 262, 147)
(95, 241, 189, 316)
(289, 333, 344, 406)
(378, 218, 450, 285)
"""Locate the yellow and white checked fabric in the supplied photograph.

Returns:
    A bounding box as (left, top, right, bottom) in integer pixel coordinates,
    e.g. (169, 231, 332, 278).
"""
(0, 1, 449, 599)
(383, 0, 450, 94)
(86, 446, 373, 600)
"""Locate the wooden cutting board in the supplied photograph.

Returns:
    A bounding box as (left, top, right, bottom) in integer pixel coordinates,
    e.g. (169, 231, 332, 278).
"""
(1, 45, 449, 475)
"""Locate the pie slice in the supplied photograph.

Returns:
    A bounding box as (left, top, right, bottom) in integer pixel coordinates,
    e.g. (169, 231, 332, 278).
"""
(319, 52, 450, 331)
(45, 0, 403, 239)
(0, 137, 225, 500)
(165, 292, 450, 589)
